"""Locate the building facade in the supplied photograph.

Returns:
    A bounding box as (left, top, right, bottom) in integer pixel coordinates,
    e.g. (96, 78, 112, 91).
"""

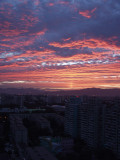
(65, 96, 120, 157)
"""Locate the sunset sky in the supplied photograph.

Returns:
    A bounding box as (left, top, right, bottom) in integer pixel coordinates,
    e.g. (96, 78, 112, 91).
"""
(0, 0, 120, 90)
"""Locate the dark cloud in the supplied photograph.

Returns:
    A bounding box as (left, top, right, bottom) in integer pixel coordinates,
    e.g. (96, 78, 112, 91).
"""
(0, 0, 120, 59)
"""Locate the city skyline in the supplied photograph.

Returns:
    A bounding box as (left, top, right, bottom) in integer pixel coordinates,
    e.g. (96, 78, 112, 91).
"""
(0, 0, 120, 90)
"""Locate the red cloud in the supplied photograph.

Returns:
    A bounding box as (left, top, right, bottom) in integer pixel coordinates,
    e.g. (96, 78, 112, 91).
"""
(79, 11, 91, 18)
(91, 7, 97, 13)
(63, 38, 71, 41)
(49, 37, 120, 51)
(79, 8, 96, 18)
(48, 3, 54, 6)
(0, 29, 28, 37)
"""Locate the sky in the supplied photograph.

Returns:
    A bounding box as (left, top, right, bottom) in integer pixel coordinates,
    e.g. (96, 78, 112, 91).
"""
(0, 0, 120, 90)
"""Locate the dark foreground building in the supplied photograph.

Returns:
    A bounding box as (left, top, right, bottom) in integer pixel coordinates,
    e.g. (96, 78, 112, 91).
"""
(65, 96, 120, 158)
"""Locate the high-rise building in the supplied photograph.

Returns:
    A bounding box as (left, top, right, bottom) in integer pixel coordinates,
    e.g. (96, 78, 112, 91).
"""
(79, 96, 104, 148)
(65, 96, 104, 147)
(65, 96, 120, 158)
(103, 98, 120, 157)
(65, 96, 81, 137)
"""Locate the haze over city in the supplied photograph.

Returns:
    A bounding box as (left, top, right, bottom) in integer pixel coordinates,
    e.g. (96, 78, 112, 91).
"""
(0, 0, 120, 90)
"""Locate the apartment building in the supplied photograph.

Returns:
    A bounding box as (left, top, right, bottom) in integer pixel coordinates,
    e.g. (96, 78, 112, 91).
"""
(65, 96, 120, 157)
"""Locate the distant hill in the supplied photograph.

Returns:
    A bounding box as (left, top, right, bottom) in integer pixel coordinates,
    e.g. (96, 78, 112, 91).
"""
(0, 88, 44, 95)
(0, 87, 120, 97)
